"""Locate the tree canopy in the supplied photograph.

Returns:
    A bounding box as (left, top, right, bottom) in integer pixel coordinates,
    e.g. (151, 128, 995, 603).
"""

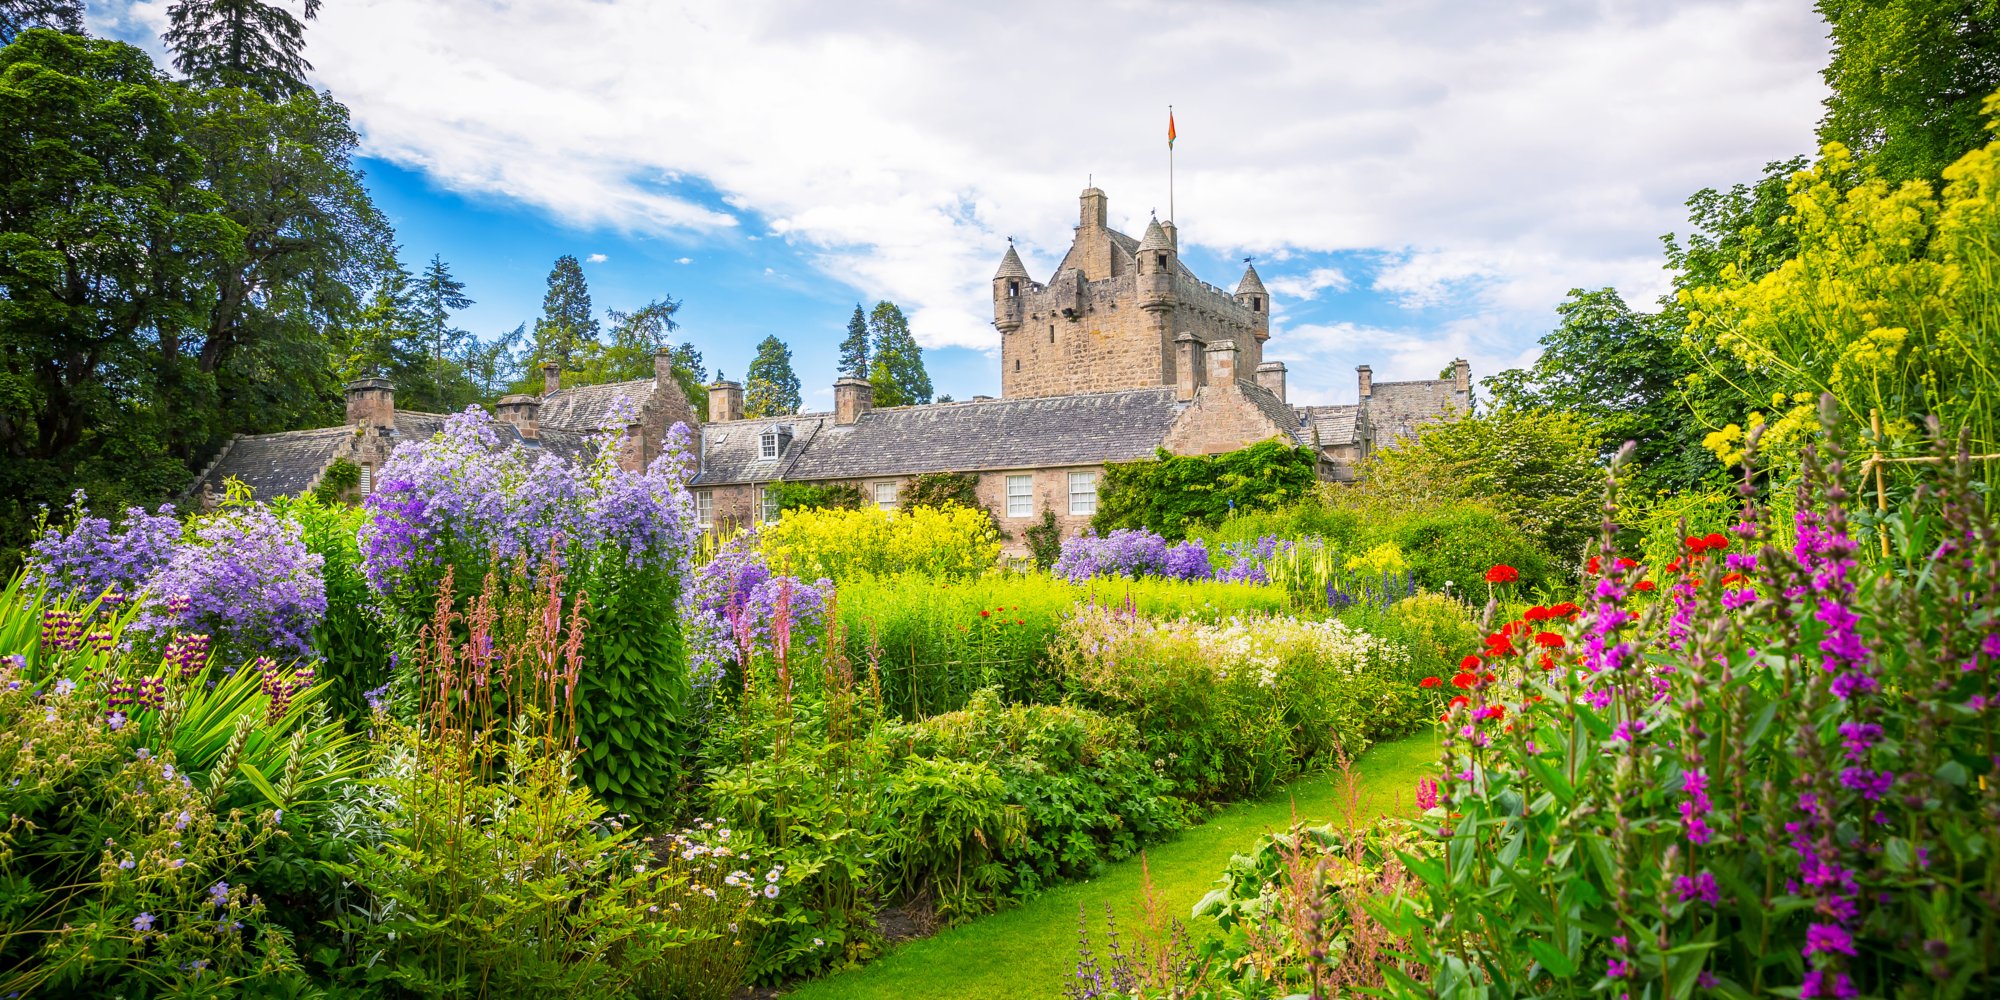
(867, 301, 931, 406)
(164, 0, 322, 101)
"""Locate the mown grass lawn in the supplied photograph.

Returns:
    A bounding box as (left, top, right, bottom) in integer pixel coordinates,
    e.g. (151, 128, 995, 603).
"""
(788, 730, 1438, 1000)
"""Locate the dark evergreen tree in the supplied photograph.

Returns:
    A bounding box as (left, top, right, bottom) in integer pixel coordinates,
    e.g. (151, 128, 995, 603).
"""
(582, 297, 680, 385)
(867, 300, 931, 406)
(533, 254, 598, 374)
(838, 303, 870, 378)
(0, 0, 84, 43)
(164, 0, 321, 100)
(744, 335, 801, 418)
(668, 341, 709, 420)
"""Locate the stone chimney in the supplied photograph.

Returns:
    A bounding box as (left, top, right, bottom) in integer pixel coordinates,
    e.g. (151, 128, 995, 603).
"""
(345, 377, 394, 428)
(1357, 365, 1373, 400)
(655, 346, 677, 388)
(1080, 186, 1108, 230)
(542, 361, 561, 396)
(1453, 358, 1471, 394)
(495, 393, 540, 439)
(1174, 332, 1202, 401)
(1205, 340, 1240, 389)
(708, 380, 744, 423)
(834, 376, 874, 425)
(1255, 361, 1288, 403)
(1159, 219, 1178, 251)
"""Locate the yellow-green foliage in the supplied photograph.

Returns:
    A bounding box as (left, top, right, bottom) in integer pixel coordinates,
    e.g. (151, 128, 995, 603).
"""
(758, 503, 1001, 580)
(1685, 125, 2000, 476)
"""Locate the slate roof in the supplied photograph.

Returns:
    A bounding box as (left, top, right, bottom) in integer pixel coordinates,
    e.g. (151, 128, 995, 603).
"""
(194, 426, 353, 500)
(539, 379, 655, 433)
(1299, 404, 1360, 447)
(692, 388, 1191, 485)
(1237, 381, 1315, 448)
(994, 245, 1029, 280)
(1236, 263, 1266, 296)
(1367, 380, 1468, 446)
(1137, 219, 1173, 253)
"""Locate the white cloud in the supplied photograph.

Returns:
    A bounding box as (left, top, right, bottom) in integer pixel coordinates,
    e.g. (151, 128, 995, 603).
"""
(104, 0, 1829, 366)
(586, 252, 608, 264)
(675, 257, 694, 265)
(1264, 267, 1352, 302)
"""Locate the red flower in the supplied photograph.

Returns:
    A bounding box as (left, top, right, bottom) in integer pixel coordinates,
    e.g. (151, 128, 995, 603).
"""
(979, 610, 991, 617)
(1484, 634, 1517, 656)
(1450, 672, 1478, 689)
(1481, 705, 1506, 720)
(1704, 532, 1728, 550)
(1015, 619, 1025, 626)
(1549, 601, 1581, 618)
(1419, 676, 1442, 689)
(1635, 580, 1657, 592)
(1666, 558, 1684, 573)
(1721, 572, 1747, 586)
(1448, 695, 1471, 709)
(1537, 653, 1555, 670)
(1481, 671, 1496, 683)
(1459, 654, 1482, 671)
(1484, 564, 1520, 584)
(1616, 557, 1638, 570)
(1683, 536, 1707, 554)
(1523, 605, 1552, 622)
(1586, 555, 1603, 575)
(1534, 631, 1565, 649)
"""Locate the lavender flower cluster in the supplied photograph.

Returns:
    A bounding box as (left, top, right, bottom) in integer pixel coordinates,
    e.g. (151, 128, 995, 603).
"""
(684, 535, 830, 687)
(1052, 529, 1213, 582)
(360, 407, 702, 604)
(136, 505, 326, 663)
(24, 492, 181, 600)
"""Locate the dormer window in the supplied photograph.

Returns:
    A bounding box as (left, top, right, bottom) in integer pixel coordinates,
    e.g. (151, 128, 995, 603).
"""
(759, 424, 793, 460)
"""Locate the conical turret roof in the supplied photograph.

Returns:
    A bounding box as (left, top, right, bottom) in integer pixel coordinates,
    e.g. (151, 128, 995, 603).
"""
(1236, 263, 1267, 296)
(1137, 218, 1173, 253)
(994, 244, 1030, 280)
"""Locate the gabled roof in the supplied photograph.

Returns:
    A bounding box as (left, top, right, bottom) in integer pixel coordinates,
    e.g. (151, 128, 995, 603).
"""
(1367, 379, 1468, 447)
(692, 389, 1191, 485)
(538, 379, 655, 433)
(1299, 404, 1360, 447)
(1235, 381, 1314, 448)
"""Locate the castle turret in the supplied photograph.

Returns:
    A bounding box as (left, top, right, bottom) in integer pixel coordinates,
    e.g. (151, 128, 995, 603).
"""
(1235, 263, 1270, 343)
(1137, 218, 1176, 305)
(993, 243, 1028, 334)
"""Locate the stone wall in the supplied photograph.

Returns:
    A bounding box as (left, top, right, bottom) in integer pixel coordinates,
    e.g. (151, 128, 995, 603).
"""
(1001, 272, 1265, 400)
(1159, 382, 1295, 456)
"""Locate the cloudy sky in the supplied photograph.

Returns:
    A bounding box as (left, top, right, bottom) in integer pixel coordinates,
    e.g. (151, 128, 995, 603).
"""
(91, 0, 1831, 408)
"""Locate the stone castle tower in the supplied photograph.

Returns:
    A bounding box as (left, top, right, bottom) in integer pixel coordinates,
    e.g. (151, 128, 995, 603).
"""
(993, 188, 1275, 399)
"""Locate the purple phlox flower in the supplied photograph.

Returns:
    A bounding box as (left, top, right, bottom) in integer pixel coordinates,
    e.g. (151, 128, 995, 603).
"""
(1804, 923, 1855, 957)
(1838, 767, 1895, 800)
(1675, 871, 1720, 905)
(1801, 970, 1857, 1000)
(1836, 721, 1882, 762)
(1680, 769, 1714, 845)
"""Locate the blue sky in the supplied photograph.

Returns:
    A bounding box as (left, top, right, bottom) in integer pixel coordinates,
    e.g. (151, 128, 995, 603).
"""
(90, 0, 1832, 410)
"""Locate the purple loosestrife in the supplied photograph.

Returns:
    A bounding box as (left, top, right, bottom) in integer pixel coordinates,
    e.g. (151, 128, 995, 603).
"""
(25, 492, 181, 599)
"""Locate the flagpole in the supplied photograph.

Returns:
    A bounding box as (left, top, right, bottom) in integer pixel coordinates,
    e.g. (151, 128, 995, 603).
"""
(1168, 105, 1175, 223)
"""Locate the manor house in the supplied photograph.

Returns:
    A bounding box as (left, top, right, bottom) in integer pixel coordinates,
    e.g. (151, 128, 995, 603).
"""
(188, 187, 1469, 548)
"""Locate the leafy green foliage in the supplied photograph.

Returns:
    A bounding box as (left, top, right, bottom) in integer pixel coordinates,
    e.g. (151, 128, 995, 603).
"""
(1818, 0, 2000, 184)
(576, 563, 692, 819)
(1092, 440, 1319, 541)
(1024, 510, 1062, 569)
(867, 301, 931, 406)
(309, 457, 360, 505)
(266, 492, 390, 725)
(769, 479, 865, 513)
(898, 471, 979, 512)
(745, 334, 802, 418)
(0, 3, 80, 43)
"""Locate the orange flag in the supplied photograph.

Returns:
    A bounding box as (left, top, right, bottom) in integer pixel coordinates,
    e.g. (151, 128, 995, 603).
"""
(1168, 109, 1177, 148)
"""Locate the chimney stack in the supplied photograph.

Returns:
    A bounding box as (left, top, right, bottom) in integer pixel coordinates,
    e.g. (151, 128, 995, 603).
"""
(542, 361, 561, 396)
(495, 393, 540, 439)
(1079, 186, 1108, 230)
(1255, 361, 1288, 403)
(708, 380, 744, 423)
(1453, 358, 1471, 394)
(1174, 333, 1202, 401)
(1357, 365, 1373, 400)
(1205, 339, 1240, 389)
(834, 376, 874, 425)
(655, 346, 676, 386)
(345, 377, 394, 428)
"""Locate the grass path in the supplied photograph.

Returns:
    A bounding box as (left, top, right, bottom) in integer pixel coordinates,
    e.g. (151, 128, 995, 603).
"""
(787, 732, 1438, 1000)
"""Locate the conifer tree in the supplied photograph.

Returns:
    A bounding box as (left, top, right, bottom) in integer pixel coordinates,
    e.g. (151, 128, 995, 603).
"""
(164, 0, 321, 100)
(0, 0, 84, 43)
(837, 304, 870, 378)
(744, 335, 801, 418)
(867, 300, 931, 406)
(533, 254, 598, 374)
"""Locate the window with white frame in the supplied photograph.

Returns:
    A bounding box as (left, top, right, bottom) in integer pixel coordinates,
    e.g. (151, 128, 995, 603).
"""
(1067, 471, 1098, 515)
(758, 486, 779, 524)
(759, 431, 779, 459)
(1006, 475, 1033, 518)
(358, 465, 373, 497)
(874, 482, 899, 511)
(696, 490, 713, 529)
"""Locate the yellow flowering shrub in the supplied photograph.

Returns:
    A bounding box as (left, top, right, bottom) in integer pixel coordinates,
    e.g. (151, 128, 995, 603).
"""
(1683, 116, 2000, 471)
(758, 503, 1001, 580)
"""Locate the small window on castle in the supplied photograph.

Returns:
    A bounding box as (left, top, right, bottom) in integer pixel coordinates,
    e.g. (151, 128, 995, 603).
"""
(1007, 281, 1019, 297)
(757, 486, 780, 524)
(1049, 325, 1055, 343)
(1252, 297, 1262, 312)
(359, 465, 373, 496)
(760, 429, 785, 460)
(874, 482, 899, 512)
(1068, 471, 1098, 515)
(1006, 475, 1033, 518)
(1156, 253, 1167, 269)
(696, 491, 713, 529)
(1014, 359, 1020, 371)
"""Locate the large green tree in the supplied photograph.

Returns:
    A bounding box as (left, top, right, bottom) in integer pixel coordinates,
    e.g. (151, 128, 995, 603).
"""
(744, 335, 801, 418)
(867, 300, 931, 406)
(1817, 0, 2000, 185)
(837, 303, 869, 378)
(0, 1, 82, 43)
(577, 296, 679, 386)
(532, 254, 597, 375)
(164, 0, 321, 101)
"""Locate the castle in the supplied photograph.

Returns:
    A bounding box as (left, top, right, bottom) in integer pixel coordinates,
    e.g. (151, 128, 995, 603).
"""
(189, 188, 1470, 549)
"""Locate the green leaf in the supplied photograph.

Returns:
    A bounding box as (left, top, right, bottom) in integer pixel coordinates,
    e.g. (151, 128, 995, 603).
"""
(1526, 937, 1576, 978)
